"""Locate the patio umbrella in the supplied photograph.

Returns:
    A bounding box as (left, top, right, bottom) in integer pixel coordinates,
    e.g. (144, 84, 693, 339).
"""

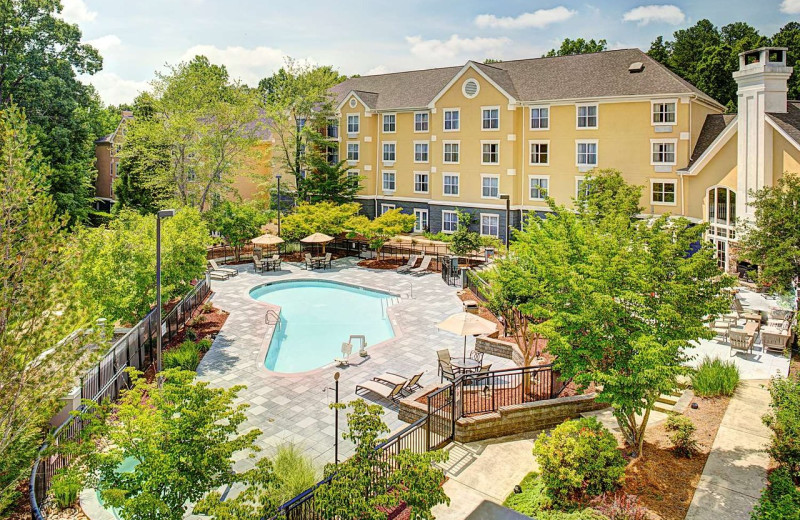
(300, 232, 334, 254)
(251, 233, 284, 255)
(436, 312, 497, 361)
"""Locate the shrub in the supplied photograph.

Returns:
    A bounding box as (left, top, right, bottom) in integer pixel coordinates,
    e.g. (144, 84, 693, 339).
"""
(533, 417, 626, 505)
(692, 356, 740, 397)
(192, 314, 207, 325)
(196, 338, 212, 353)
(665, 414, 698, 458)
(763, 374, 800, 481)
(202, 300, 214, 313)
(272, 444, 317, 505)
(163, 341, 200, 371)
(592, 492, 648, 520)
(503, 473, 609, 520)
(185, 326, 197, 342)
(751, 467, 800, 520)
(50, 467, 83, 510)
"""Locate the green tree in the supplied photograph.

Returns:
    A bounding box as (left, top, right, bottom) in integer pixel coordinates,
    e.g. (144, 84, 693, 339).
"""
(647, 36, 670, 64)
(448, 211, 482, 258)
(575, 169, 642, 221)
(300, 157, 361, 204)
(206, 200, 271, 261)
(0, 106, 100, 513)
(346, 208, 416, 253)
(280, 201, 360, 242)
(315, 400, 449, 520)
(545, 38, 607, 57)
(772, 22, 800, 101)
(484, 58, 503, 64)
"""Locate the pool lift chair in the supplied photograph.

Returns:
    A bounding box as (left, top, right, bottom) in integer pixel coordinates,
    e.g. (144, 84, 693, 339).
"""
(349, 335, 368, 357)
(335, 342, 353, 366)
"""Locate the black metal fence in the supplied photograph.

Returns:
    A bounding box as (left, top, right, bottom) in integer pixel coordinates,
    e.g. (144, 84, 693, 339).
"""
(463, 269, 490, 303)
(30, 276, 211, 520)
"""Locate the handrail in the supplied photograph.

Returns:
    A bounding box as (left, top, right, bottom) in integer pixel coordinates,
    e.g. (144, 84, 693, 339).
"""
(264, 309, 280, 329)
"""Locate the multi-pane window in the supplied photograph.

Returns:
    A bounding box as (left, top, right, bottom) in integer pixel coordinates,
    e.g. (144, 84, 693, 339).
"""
(482, 142, 499, 164)
(414, 112, 429, 132)
(380, 204, 396, 215)
(347, 143, 359, 161)
(530, 142, 549, 165)
(443, 174, 459, 195)
(442, 211, 458, 232)
(347, 114, 360, 133)
(382, 142, 396, 162)
(327, 122, 338, 138)
(530, 107, 549, 130)
(482, 108, 499, 130)
(383, 114, 396, 132)
(414, 209, 428, 233)
(652, 102, 677, 124)
(577, 178, 591, 197)
(576, 142, 597, 166)
(347, 170, 360, 183)
(481, 214, 499, 237)
(577, 105, 598, 128)
(327, 146, 338, 164)
(529, 177, 549, 200)
(443, 142, 459, 163)
(382, 171, 396, 191)
(414, 172, 429, 193)
(482, 176, 499, 198)
(444, 109, 460, 131)
(652, 181, 676, 204)
(652, 141, 676, 164)
(414, 142, 429, 162)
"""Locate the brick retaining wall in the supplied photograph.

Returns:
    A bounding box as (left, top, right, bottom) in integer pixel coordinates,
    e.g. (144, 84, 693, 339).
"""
(475, 334, 525, 365)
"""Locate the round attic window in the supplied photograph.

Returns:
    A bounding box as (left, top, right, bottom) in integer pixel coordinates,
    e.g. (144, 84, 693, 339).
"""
(462, 79, 480, 99)
(349, 98, 357, 108)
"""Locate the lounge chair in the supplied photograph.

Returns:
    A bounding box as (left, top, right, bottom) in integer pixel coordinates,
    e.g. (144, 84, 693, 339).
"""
(355, 380, 406, 402)
(208, 268, 229, 281)
(335, 342, 353, 366)
(209, 259, 238, 277)
(397, 255, 418, 273)
(729, 330, 754, 355)
(409, 255, 433, 276)
(437, 349, 451, 376)
(388, 371, 424, 392)
(372, 372, 408, 386)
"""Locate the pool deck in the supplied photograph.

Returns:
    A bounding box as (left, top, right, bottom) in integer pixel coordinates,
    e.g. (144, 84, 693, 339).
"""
(197, 258, 516, 470)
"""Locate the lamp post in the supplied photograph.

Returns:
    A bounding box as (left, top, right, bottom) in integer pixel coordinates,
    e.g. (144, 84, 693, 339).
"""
(276, 174, 282, 236)
(500, 194, 510, 247)
(334, 371, 340, 465)
(155, 209, 175, 376)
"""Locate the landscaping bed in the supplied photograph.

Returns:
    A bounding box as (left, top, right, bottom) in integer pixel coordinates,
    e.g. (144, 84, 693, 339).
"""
(358, 258, 406, 270)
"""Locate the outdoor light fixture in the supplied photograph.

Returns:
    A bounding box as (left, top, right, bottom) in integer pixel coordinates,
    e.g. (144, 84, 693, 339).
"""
(334, 371, 340, 465)
(155, 209, 175, 377)
(499, 194, 510, 247)
(276, 174, 282, 237)
(514, 485, 522, 494)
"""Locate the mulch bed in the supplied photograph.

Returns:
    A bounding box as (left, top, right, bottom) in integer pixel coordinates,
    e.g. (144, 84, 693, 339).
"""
(358, 258, 406, 270)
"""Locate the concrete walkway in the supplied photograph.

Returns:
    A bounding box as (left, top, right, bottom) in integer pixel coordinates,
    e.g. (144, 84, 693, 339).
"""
(685, 379, 773, 520)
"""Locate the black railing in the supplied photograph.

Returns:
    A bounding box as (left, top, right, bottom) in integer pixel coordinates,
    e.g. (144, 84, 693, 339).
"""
(464, 269, 490, 303)
(30, 276, 211, 519)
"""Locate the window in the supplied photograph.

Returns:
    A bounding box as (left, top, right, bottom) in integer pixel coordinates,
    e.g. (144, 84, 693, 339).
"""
(414, 172, 429, 193)
(414, 209, 428, 233)
(482, 107, 499, 130)
(529, 141, 549, 165)
(651, 140, 676, 165)
(347, 114, 360, 134)
(530, 107, 549, 130)
(482, 142, 499, 164)
(414, 112, 429, 132)
(529, 176, 549, 200)
(347, 170, 360, 182)
(651, 180, 676, 205)
(442, 211, 459, 233)
(577, 105, 598, 128)
(382, 171, 396, 191)
(707, 187, 737, 270)
(481, 176, 499, 198)
(444, 109, 460, 131)
(462, 79, 480, 98)
(382, 142, 396, 162)
(443, 142, 460, 163)
(347, 143, 359, 161)
(383, 113, 396, 133)
(443, 174, 459, 196)
(576, 141, 597, 166)
(480, 214, 499, 237)
(576, 177, 590, 198)
(327, 122, 338, 139)
(327, 146, 338, 164)
(349, 98, 357, 108)
(414, 142, 429, 163)
(380, 203, 396, 215)
(652, 101, 677, 124)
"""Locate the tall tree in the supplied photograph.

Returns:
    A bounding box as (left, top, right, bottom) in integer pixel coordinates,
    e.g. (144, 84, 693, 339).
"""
(205, 200, 270, 261)
(299, 157, 361, 204)
(772, 22, 800, 101)
(545, 38, 607, 57)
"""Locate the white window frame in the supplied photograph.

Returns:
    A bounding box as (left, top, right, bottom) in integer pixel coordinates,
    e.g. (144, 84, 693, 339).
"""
(650, 178, 677, 206)
(414, 111, 429, 133)
(480, 213, 500, 237)
(481, 106, 500, 131)
(651, 99, 677, 126)
(382, 141, 396, 163)
(528, 175, 550, 201)
(442, 140, 460, 164)
(382, 170, 396, 192)
(443, 108, 460, 132)
(575, 139, 598, 167)
(382, 113, 397, 133)
(529, 140, 550, 166)
(347, 142, 360, 162)
(442, 173, 460, 197)
(481, 140, 500, 165)
(442, 210, 459, 234)
(346, 113, 360, 135)
(413, 171, 429, 194)
(380, 203, 396, 215)
(576, 103, 598, 129)
(481, 174, 500, 199)
(413, 141, 430, 163)
(530, 105, 550, 131)
(650, 138, 678, 166)
(413, 208, 429, 233)
(347, 169, 360, 186)
(575, 176, 590, 198)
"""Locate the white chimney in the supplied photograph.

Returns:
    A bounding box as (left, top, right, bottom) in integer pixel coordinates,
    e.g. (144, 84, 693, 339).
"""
(733, 47, 793, 221)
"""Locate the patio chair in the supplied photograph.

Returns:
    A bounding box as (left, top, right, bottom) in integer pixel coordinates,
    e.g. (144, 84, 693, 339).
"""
(467, 364, 493, 386)
(385, 371, 424, 392)
(252, 256, 264, 273)
(323, 252, 332, 269)
(440, 361, 457, 383)
(437, 349, 451, 376)
(762, 331, 790, 354)
(470, 350, 484, 364)
(335, 342, 353, 366)
(711, 315, 736, 342)
(409, 255, 433, 276)
(355, 380, 406, 402)
(732, 298, 762, 324)
(729, 330, 754, 355)
(269, 254, 282, 271)
(303, 253, 314, 270)
(372, 372, 408, 387)
(208, 268, 229, 281)
(209, 259, 238, 277)
(397, 255, 418, 273)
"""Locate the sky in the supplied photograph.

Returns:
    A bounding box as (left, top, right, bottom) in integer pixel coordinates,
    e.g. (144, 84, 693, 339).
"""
(64, 0, 800, 106)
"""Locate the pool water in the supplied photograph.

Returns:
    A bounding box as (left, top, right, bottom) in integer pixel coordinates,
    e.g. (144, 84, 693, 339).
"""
(250, 280, 396, 373)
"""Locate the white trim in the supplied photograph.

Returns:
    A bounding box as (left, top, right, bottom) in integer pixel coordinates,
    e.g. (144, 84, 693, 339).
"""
(336, 91, 373, 111)
(413, 140, 430, 163)
(576, 103, 599, 130)
(428, 62, 517, 108)
(650, 138, 678, 166)
(346, 113, 360, 136)
(528, 139, 550, 166)
(413, 171, 430, 194)
(442, 140, 460, 164)
(381, 141, 396, 165)
(575, 139, 598, 167)
(529, 105, 550, 131)
(381, 170, 396, 192)
(442, 172, 460, 197)
(679, 116, 738, 175)
(481, 105, 501, 132)
(479, 213, 500, 237)
(462, 78, 480, 99)
(766, 116, 800, 153)
(413, 111, 430, 133)
(575, 176, 588, 198)
(442, 108, 461, 132)
(380, 203, 396, 215)
(528, 175, 550, 201)
(651, 99, 678, 126)
(481, 140, 501, 165)
(441, 210, 459, 234)
(520, 93, 723, 111)
(480, 174, 500, 199)
(382, 113, 397, 134)
(413, 208, 429, 233)
(346, 142, 360, 162)
(650, 178, 678, 206)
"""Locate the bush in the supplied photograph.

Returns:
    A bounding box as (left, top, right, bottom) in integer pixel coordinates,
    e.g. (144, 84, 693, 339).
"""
(503, 473, 609, 520)
(202, 300, 214, 313)
(50, 467, 83, 510)
(533, 417, 626, 505)
(751, 467, 800, 520)
(763, 375, 800, 481)
(272, 444, 317, 504)
(592, 492, 648, 520)
(422, 231, 452, 243)
(185, 326, 197, 342)
(196, 338, 212, 353)
(692, 356, 740, 397)
(163, 341, 200, 371)
(665, 414, 698, 458)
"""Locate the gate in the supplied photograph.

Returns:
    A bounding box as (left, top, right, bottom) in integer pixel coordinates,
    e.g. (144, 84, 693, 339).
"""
(426, 383, 458, 449)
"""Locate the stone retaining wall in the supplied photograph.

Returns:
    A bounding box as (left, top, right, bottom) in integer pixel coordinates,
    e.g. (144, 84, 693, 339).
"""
(475, 334, 525, 366)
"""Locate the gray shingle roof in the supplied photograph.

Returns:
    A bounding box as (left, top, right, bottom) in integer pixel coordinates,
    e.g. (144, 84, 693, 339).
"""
(683, 113, 737, 168)
(331, 49, 723, 110)
(767, 101, 800, 146)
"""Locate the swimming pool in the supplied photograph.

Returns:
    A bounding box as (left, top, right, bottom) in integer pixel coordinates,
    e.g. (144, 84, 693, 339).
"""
(250, 280, 396, 373)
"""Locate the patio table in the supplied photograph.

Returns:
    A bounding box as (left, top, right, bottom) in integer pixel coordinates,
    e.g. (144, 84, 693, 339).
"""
(451, 358, 480, 374)
(311, 256, 325, 268)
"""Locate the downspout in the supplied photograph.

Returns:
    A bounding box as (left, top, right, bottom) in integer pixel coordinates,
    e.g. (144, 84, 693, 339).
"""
(374, 111, 379, 218)
(684, 98, 692, 217)
(520, 104, 526, 229)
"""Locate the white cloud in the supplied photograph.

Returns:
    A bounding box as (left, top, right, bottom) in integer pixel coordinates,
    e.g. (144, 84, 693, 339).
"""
(60, 0, 97, 23)
(475, 6, 576, 29)
(180, 45, 286, 85)
(405, 35, 511, 61)
(86, 35, 122, 53)
(83, 72, 149, 106)
(780, 0, 800, 13)
(622, 5, 685, 25)
(366, 65, 390, 75)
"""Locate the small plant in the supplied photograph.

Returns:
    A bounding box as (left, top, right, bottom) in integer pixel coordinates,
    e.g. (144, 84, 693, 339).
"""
(185, 326, 198, 342)
(192, 314, 207, 325)
(763, 374, 800, 481)
(202, 300, 214, 313)
(692, 356, 740, 397)
(503, 473, 608, 520)
(196, 338, 212, 353)
(50, 467, 83, 510)
(272, 444, 317, 504)
(751, 467, 800, 520)
(591, 492, 648, 520)
(665, 414, 698, 458)
(163, 341, 200, 371)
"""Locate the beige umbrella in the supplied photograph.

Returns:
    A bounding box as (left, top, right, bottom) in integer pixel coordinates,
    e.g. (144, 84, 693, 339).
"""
(251, 233, 285, 246)
(300, 232, 334, 254)
(436, 312, 497, 361)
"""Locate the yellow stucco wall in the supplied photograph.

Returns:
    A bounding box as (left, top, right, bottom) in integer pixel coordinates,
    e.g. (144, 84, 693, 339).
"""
(684, 132, 738, 220)
(231, 141, 272, 202)
(772, 125, 800, 182)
